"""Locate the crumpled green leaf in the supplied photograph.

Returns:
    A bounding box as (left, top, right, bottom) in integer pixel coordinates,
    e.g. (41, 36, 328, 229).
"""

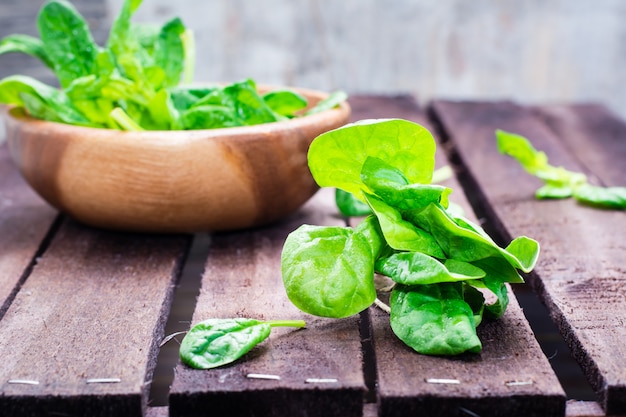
(390, 283, 482, 355)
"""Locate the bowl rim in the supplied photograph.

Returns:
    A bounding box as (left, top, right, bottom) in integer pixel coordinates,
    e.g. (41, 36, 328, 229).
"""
(3, 84, 351, 141)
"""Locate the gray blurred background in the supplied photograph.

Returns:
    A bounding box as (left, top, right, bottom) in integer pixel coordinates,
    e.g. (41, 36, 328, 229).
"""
(1, 0, 625, 119)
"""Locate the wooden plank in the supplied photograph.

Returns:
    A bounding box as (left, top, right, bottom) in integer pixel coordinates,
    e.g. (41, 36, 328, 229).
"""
(0, 143, 57, 317)
(431, 99, 626, 415)
(348, 96, 565, 416)
(169, 187, 366, 417)
(0, 218, 190, 416)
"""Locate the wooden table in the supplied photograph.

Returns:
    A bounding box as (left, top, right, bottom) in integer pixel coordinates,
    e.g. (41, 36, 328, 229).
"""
(0, 96, 624, 417)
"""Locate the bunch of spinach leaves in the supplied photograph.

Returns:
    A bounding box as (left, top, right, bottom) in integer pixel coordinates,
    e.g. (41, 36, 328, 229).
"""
(0, 0, 345, 130)
(281, 119, 540, 355)
(497, 130, 626, 209)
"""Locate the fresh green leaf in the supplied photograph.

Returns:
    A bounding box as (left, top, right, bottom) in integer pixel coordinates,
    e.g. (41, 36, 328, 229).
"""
(390, 283, 482, 355)
(223, 79, 280, 126)
(409, 202, 539, 272)
(364, 192, 445, 258)
(180, 105, 236, 129)
(335, 189, 373, 217)
(361, 156, 451, 210)
(37, 0, 100, 88)
(462, 283, 485, 326)
(466, 273, 510, 320)
(0, 34, 53, 68)
(281, 224, 376, 318)
(180, 318, 305, 369)
(308, 119, 436, 201)
(573, 184, 626, 210)
(496, 129, 587, 197)
(263, 89, 308, 117)
(154, 17, 186, 88)
(0, 75, 91, 125)
(354, 215, 386, 260)
(376, 252, 485, 285)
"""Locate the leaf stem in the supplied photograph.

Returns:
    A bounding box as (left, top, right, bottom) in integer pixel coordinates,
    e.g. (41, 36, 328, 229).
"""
(374, 298, 391, 314)
(110, 107, 144, 131)
(265, 319, 306, 329)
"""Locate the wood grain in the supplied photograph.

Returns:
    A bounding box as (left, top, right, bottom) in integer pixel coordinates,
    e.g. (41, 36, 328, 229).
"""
(0, 219, 190, 416)
(431, 100, 626, 415)
(169, 188, 366, 417)
(0, 143, 57, 317)
(349, 96, 565, 417)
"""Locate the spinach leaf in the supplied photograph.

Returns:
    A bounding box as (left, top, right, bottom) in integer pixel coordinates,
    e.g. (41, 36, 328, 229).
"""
(180, 105, 236, 130)
(223, 79, 281, 126)
(375, 252, 485, 285)
(180, 318, 305, 369)
(263, 89, 308, 117)
(497, 129, 626, 210)
(0, 34, 53, 68)
(390, 283, 482, 355)
(573, 184, 626, 210)
(336, 189, 373, 217)
(308, 119, 436, 201)
(364, 192, 445, 258)
(37, 0, 100, 88)
(281, 224, 377, 318)
(154, 17, 186, 88)
(0, 75, 92, 125)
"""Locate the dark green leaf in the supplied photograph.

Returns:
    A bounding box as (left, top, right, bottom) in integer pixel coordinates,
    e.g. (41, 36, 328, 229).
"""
(223, 79, 279, 126)
(180, 318, 271, 369)
(154, 17, 186, 87)
(37, 0, 100, 88)
(335, 189, 372, 217)
(390, 283, 482, 355)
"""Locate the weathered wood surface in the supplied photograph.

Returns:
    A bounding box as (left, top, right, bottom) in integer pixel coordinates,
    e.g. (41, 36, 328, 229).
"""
(169, 187, 367, 417)
(0, 213, 190, 416)
(349, 96, 566, 417)
(0, 144, 57, 317)
(431, 100, 626, 415)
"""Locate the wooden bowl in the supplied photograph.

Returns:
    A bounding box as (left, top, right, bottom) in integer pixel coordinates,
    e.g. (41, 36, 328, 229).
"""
(3, 86, 350, 233)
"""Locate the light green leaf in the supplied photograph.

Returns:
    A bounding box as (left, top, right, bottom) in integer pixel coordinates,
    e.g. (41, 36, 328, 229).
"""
(376, 252, 485, 285)
(308, 119, 437, 201)
(364, 192, 444, 258)
(573, 184, 626, 210)
(263, 89, 308, 117)
(281, 224, 376, 318)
